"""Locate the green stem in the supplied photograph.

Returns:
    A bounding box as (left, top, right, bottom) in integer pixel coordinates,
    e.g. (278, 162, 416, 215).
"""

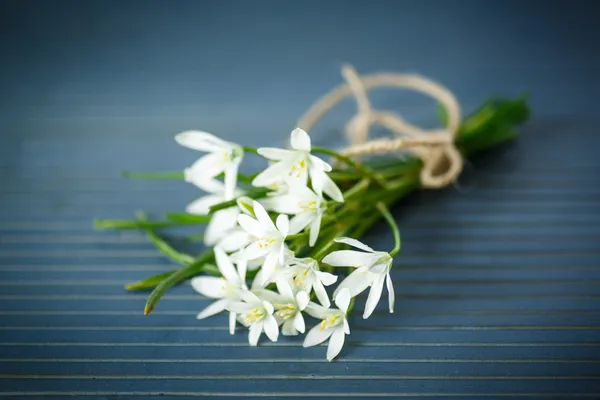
(243, 146, 259, 154)
(144, 250, 215, 315)
(121, 171, 184, 180)
(94, 218, 209, 230)
(376, 202, 401, 257)
(208, 188, 271, 213)
(312, 146, 386, 186)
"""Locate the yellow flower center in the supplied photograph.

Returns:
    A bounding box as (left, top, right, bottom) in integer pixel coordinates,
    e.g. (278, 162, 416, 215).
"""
(257, 238, 275, 249)
(245, 307, 265, 323)
(274, 303, 296, 320)
(289, 159, 307, 178)
(320, 315, 340, 331)
(299, 200, 317, 212)
(292, 268, 310, 286)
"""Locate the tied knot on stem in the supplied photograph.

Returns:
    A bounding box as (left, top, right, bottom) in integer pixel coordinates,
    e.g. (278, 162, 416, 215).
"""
(297, 64, 464, 189)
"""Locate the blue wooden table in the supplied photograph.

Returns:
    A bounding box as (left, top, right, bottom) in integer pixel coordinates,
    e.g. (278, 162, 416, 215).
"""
(1, 0, 600, 398)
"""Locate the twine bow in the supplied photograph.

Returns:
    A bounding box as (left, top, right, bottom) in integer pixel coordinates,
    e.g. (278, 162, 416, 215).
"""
(297, 65, 463, 189)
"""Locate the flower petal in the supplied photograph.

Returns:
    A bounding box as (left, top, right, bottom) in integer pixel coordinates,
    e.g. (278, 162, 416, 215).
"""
(188, 178, 225, 194)
(304, 301, 332, 319)
(204, 208, 238, 246)
(335, 288, 351, 314)
(186, 194, 223, 216)
(184, 153, 227, 183)
(308, 213, 322, 247)
(386, 273, 395, 314)
(321, 173, 344, 203)
(252, 201, 277, 233)
(263, 315, 279, 342)
(252, 161, 292, 187)
(261, 250, 280, 279)
(262, 300, 274, 315)
(262, 194, 303, 214)
(248, 321, 263, 346)
(240, 290, 262, 305)
(290, 128, 311, 151)
(237, 214, 266, 238)
(275, 214, 289, 237)
(217, 229, 251, 253)
(327, 327, 346, 361)
(281, 319, 298, 336)
(190, 276, 226, 298)
(333, 268, 374, 298)
(309, 154, 333, 172)
(363, 273, 386, 319)
(309, 166, 325, 198)
(295, 290, 310, 311)
(315, 270, 338, 286)
(223, 163, 239, 200)
(237, 259, 248, 283)
(293, 310, 306, 333)
(334, 237, 374, 252)
(303, 323, 334, 348)
(229, 311, 237, 335)
(312, 278, 331, 308)
(226, 301, 251, 315)
(196, 298, 229, 319)
(276, 279, 294, 299)
(214, 247, 241, 285)
(322, 250, 378, 268)
(243, 242, 269, 261)
(288, 212, 314, 235)
(175, 130, 229, 152)
(257, 147, 295, 161)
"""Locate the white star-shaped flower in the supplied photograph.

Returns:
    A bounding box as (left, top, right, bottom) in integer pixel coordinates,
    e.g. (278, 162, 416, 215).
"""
(322, 237, 394, 319)
(237, 200, 289, 281)
(227, 290, 279, 346)
(278, 257, 337, 308)
(175, 130, 243, 198)
(263, 184, 327, 246)
(254, 280, 309, 336)
(185, 179, 240, 247)
(252, 128, 343, 202)
(191, 247, 248, 334)
(303, 289, 351, 361)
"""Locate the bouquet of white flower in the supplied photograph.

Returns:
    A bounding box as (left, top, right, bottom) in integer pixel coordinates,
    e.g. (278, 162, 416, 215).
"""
(96, 67, 529, 361)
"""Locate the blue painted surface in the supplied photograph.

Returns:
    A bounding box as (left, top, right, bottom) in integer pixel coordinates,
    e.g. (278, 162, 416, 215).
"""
(1, 0, 600, 398)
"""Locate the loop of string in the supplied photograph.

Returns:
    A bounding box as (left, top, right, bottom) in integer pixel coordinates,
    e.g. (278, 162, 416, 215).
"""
(297, 65, 464, 189)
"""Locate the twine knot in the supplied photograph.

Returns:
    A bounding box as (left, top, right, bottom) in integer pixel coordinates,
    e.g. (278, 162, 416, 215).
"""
(298, 65, 464, 189)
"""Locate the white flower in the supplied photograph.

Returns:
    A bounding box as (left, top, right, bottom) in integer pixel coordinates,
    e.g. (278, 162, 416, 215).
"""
(279, 257, 337, 308)
(303, 289, 351, 361)
(252, 128, 343, 202)
(175, 130, 243, 198)
(250, 248, 295, 289)
(185, 179, 240, 247)
(255, 280, 309, 336)
(322, 237, 394, 319)
(191, 247, 248, 334)
(237, 200, 289, 280)
(262, 184, 327, 246)
(227, 291, 279, 346)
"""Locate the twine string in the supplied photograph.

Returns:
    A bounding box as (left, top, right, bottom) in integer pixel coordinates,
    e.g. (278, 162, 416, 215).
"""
(297, 65, 464, 189)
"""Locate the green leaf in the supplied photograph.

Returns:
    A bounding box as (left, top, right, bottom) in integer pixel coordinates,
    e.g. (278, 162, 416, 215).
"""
(121, 171, 184, 180)
(126, 270, 177, 291)
(144, 251, 215, 315)
(165, 213, 212, 223)
(94, 219, 208, 230)
(135, 212, 196, 265)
